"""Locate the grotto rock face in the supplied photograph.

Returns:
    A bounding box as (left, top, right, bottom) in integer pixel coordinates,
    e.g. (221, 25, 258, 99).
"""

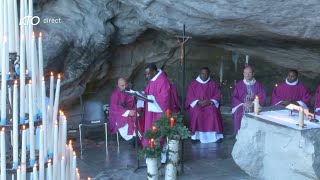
(34, 0, 320, 105)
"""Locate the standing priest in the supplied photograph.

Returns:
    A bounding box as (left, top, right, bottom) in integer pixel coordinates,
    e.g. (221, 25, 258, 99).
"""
(185, 67, 223, 143)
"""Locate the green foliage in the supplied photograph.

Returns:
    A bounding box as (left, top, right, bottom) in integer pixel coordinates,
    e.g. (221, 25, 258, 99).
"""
(140, 112, 191, 159)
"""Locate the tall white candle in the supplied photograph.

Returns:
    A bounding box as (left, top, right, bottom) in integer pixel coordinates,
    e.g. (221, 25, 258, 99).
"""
(33, 164, 38, 180)
(71, 152, 77, 180)
(17, 166, 21, 180)
(69, 142, 73, 180)
(48, 72, 54, 157)
(39, 127, 45, 180)
(61, 115, 67, 158)
(28, 81, 35, 166)
(41, 77, 47, 161)
(31, 32, 37, 120)
(8, 0, 15, 52)
(21, 126, 27, 180)
(14, 0, 19, 53)
(53, 121, 59, 180)
(61, 156, 66, 180)
(0, 0, 3, 44)
(1, 128, 6, 180)
(38, 33, 43, 83)
(52, 74, 61, 131)
(76, 168, 80, 180)
(13, 80, 19, 169)
(20, 34, 26, 124)
(28, 0, 33, 71)
(1, 37, 8, 125)
(47, 159, 53, 180)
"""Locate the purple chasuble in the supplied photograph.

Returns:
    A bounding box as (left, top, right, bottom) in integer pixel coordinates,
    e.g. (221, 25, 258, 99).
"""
(109, 88, 135, 135)
(185, 79, 223, 135)
(270, 81, 311, 106)
(232, 80, 266, 134)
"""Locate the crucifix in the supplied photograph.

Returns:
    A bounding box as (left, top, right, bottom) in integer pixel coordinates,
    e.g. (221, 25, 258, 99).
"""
(175, 24, 192, 175)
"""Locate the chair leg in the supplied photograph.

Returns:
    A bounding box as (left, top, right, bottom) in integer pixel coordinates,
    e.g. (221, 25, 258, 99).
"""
(104, 123, 108, 149)
(79, 124, 83, 155)
(116, 131, 119, 147)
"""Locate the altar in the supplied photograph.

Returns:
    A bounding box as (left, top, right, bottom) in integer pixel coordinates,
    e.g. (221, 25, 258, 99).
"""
(232, 109, 320, 180)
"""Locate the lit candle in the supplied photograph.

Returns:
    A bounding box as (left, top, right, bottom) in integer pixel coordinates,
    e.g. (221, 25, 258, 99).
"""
(61, 156, 66, 180)
(166, 109, 171, 118)
(69, 141, 73, 179)
(47, 159, 53, 180)
(299, 107, 304, 128)
(28, 81, 35, 166)
(170, 117, 175, 128)
(53, 121, 59, 180)
(152, 126, 157, 132)
(19, 34, 26, 124)
(17, 166, 21, 180)
(150, 138, 155, 149)
(38, 32, 44, 83)
(21, 126, 27, 180)
(1, 37, 8, 125)
(48, 72, 54, 158)
(1, 128, 6, 180)
(76, 168, 80, 180)
(33, 164, 38, 180)
(13, 80, 19, 169)
(53, 74, 61, 157)
(39, 127, 45, 180)
(61, 114, 67, 158)
(31, 32, 37, 121)
(71, 152, 77, 180)
(41, 77, 47, 161)
(254, 96, 260, 115)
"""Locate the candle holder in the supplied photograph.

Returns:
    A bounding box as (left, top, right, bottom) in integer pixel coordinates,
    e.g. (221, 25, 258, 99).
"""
(9, 52, 18, 79)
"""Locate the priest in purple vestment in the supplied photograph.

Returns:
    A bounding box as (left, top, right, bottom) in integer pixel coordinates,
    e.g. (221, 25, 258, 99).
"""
(109, 78, 136, 141)
(142, 63, 172, 146)
(232, 66, 266, 134)
(314, 85, 320, 115)
(270, 69, 312, 109)
(185, 67, 223, 143)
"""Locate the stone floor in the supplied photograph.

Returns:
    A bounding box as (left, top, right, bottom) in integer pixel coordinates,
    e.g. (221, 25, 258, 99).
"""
(71, 113, 251, 180)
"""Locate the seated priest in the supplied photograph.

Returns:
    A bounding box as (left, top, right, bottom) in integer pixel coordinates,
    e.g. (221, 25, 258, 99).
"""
(109, 78, 137, 142)
(185, 67, 223, 143)
(270, 69, 312, 109)
(314, 85, 320, 115)
(232, 66, 266, 135)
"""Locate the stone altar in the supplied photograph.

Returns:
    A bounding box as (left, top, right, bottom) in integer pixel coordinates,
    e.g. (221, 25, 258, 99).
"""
(232, 109, 320, 180)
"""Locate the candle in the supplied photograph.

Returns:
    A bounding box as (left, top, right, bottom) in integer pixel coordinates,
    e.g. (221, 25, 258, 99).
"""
(254, 96, 260, 115)
(20, 34, 26, 124)
(0, 0, 3, 40)
(71, 152, 77, 180)
(31, 32, 37, 121)
(13, 80, 19, 169)
(76, 168, 80, 180)
(53, 121, 59, 180)
(170, 117, 175, 128)
(150, 138, 155, 149)
(299, 107, 304, 128)
(33, 164, 38, 180)
(21, 126, 27, 180)
(61, 114, 67, 158)
(166, 109, 171, 118)
(1, 37, 8, 125)
(41, 77, 47, 161)
(152, 126, 157, 132)
(69, 141, 73, 180)
(61, 156, 66, 180)
(0, 128, 6, 180)
(38, 32, 44, 83)
(53, 74, 61, 156)
(39, 127, 45, 180)
(48, 72, 54, 157)
(17, 166, 21, 180)
(8, 0, 15, 52)
(29, 81, 35, 166)
(14, 0, 19, 53)
(47, 159, 53, 180)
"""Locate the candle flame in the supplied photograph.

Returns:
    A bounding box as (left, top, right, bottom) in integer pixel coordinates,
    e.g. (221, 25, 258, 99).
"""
(26, 69, 28, 74)
(255, 95, 259, 99)
(22, 125, 25, 130)
(150, 138, 154, 142)
(88, 177, 91, 180)
(73, 151, 76, 156)
(51, 72, 53, 76)
(29, 80, 32, 84)
(59, 110, 63, 115)
(58, 73, 61, 79)
(275, 84, 278, 87)
(55, 120, 58, 125)
(2, 128, 5, 132)
(69, 140, 72, 146)
(76, 168, 79, 172)
(42, 76, 44, 81)
(62, 156, 65, 160)
(14, 80, 17, 85)
(39, 32, 42, 37)
(32, 32, 35, 39)
(48, 159, 52, 163)
(18, 166, 21, 170)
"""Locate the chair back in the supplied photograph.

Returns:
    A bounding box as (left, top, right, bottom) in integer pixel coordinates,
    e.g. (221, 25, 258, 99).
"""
(82, 100, 105, 124)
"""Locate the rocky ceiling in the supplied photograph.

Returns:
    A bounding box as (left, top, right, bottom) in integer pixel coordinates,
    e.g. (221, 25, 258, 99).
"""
(34, 0, 320, 105)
